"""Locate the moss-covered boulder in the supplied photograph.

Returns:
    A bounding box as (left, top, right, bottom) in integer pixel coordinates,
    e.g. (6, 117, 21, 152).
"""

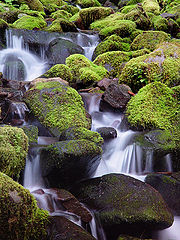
(0, 172, 49, 240)
(126, 82, 179, 134)
(123, 4, 151, 30)
(39, 0, 67, 13)
(0, 11, 19, 23)
(76, 0, 101, 8)
(24, 78, 91, 137)
(40, 138, 102, 188)
(21, 125, 38, 144)
(65, 54, 107, 87)
(45, 18, 77, 32)
(131, 31, 170, 51)
(50, 10, 72, 20)
(79, 7, 113, 28)
(12, 15, 47, 30)
(99, 20, 137, 39)
(71, 173, 173, 239)
(145, 173, 180, 215)
(142, 0, 160, 15)
(0, 126, 28, 180)
(93, 34, 130, 58)
(17, 0, 44, 11)
(40, 64, 73, 83)
(93, 51, 131, 78)
(152, 15, 169, 32)
(119, 42, 180, 91)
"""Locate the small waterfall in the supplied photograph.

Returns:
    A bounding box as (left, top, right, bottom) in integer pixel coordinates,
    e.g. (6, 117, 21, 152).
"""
(0, 29, 47, 81)
(10, 102, 29, 122)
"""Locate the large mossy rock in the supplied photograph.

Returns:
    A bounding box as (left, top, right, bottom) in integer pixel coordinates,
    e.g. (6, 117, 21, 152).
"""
(0, 172, 49, 240)
(145, 173, 180, 215)
(24, 78, 91, 137)
(45, 18, 77, 32)
(40, 139, 102, 188)
(131, 31, 170, 51)
(119, 42, 180, 91)
(12, 15, 47, 30)
(71, 173, 174, 239)
(79, 7, 113, 28)
(0, 126, 28, 180)
(126, 82, 179, 131)
(142, 0, 160, 15)
(65, 54, 107, 87)
(17, 0, 44, 11)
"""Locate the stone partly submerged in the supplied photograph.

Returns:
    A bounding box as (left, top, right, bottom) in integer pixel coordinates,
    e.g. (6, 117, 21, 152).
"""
(71, 173, 174, 240)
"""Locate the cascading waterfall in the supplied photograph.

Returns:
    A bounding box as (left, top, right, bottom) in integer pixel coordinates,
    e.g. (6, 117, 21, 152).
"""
(0, 29, 47, 81)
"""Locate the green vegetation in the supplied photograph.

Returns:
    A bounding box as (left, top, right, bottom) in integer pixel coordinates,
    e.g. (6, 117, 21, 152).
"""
(76, 0, 101, 8)
(12, 15, 47, 30)
(0, 172, 49, 240)
(0, 126, 28, 180)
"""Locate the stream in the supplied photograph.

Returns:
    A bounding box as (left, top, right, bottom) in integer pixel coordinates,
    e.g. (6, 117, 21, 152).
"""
(0, 29, 179, 240)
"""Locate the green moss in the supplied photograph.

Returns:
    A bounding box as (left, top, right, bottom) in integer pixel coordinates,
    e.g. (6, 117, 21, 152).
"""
(58, 4, 79, 15)
(93, 35, 130, 57)
(123, 5, 151, 30)
(152, 15, 168, 32)
(45, 18, 77, 32)
(99, 20, 137, 39)
(65, 54, 107, 86)
(126, 82, 179, 133)
(79, 7, 113, 28)
(69, 12, 80, 22)
(21, 125, 38, 144)
(50, 10, 72, 20)
(172, 85, 180, 101)
(12, 15, 47, 30)
(59, 127, 103, 146)
(17, 0, 44, 11)
(0, 18, 9, 29)
(142, 0, 160, 15)
(0, 126, 28, 180)
(120, 4, 137, 14)
(0, 172, 49, 240)
(131, 31, 171, 51)
(24, 79, 91, 136)
(41, 64, 73, 82)
(93, 51, 131, 78)
(76, 0, 101, 8)
(39, 0, 67, 13)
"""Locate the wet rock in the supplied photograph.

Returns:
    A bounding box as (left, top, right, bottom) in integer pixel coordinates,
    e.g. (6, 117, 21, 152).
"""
(46, 188, 92, 223)
(47, 216, 96, 240)
(100, 83, 132, 112)
(97, 77, 118, 90)
(160, 13, 176, 19)
(71, 173, 174, 239)
(46, 38, 84, 65)
(21, 125, 39, 144)
(40, 139, 102, 188)
(145, 173, 180, 215)
(96, 127, 117, 140)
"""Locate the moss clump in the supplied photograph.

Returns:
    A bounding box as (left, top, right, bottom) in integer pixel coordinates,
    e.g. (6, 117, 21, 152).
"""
(0, 172, 49, 240)
(119, 42, 180, 91)
(21, 125, 38, 144)
(76, 0, 101, 8)
(142, 0, 160, 15)
(79, 7, 113, 28)
(58, 4, 79, 15)
(131, 31, 171, 51)
(0, 126, 28, 180)
(50, 10, 72, 20)
(45, 18, 77, 32)
(0, 18, 9, 29)
(17, 0, 44, 11)
(126, 82, 179, 133)
(41, 64, 73, 83)
(123, 5, 151, 30)
(12, 15, 47, 30)
(152, 15, 168, 32)
(99, 20, 137, 39)
(65, 54, 107, 86)
(93, 34, 130, 58)
(39, 0, 67, 13)
(93, 51, 131, 78)
(24, 79, 91, 137)
(59, 127, 103, 146)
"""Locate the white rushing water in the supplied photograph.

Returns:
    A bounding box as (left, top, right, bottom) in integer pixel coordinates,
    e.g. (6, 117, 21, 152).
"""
(0, 29, 47, 81)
